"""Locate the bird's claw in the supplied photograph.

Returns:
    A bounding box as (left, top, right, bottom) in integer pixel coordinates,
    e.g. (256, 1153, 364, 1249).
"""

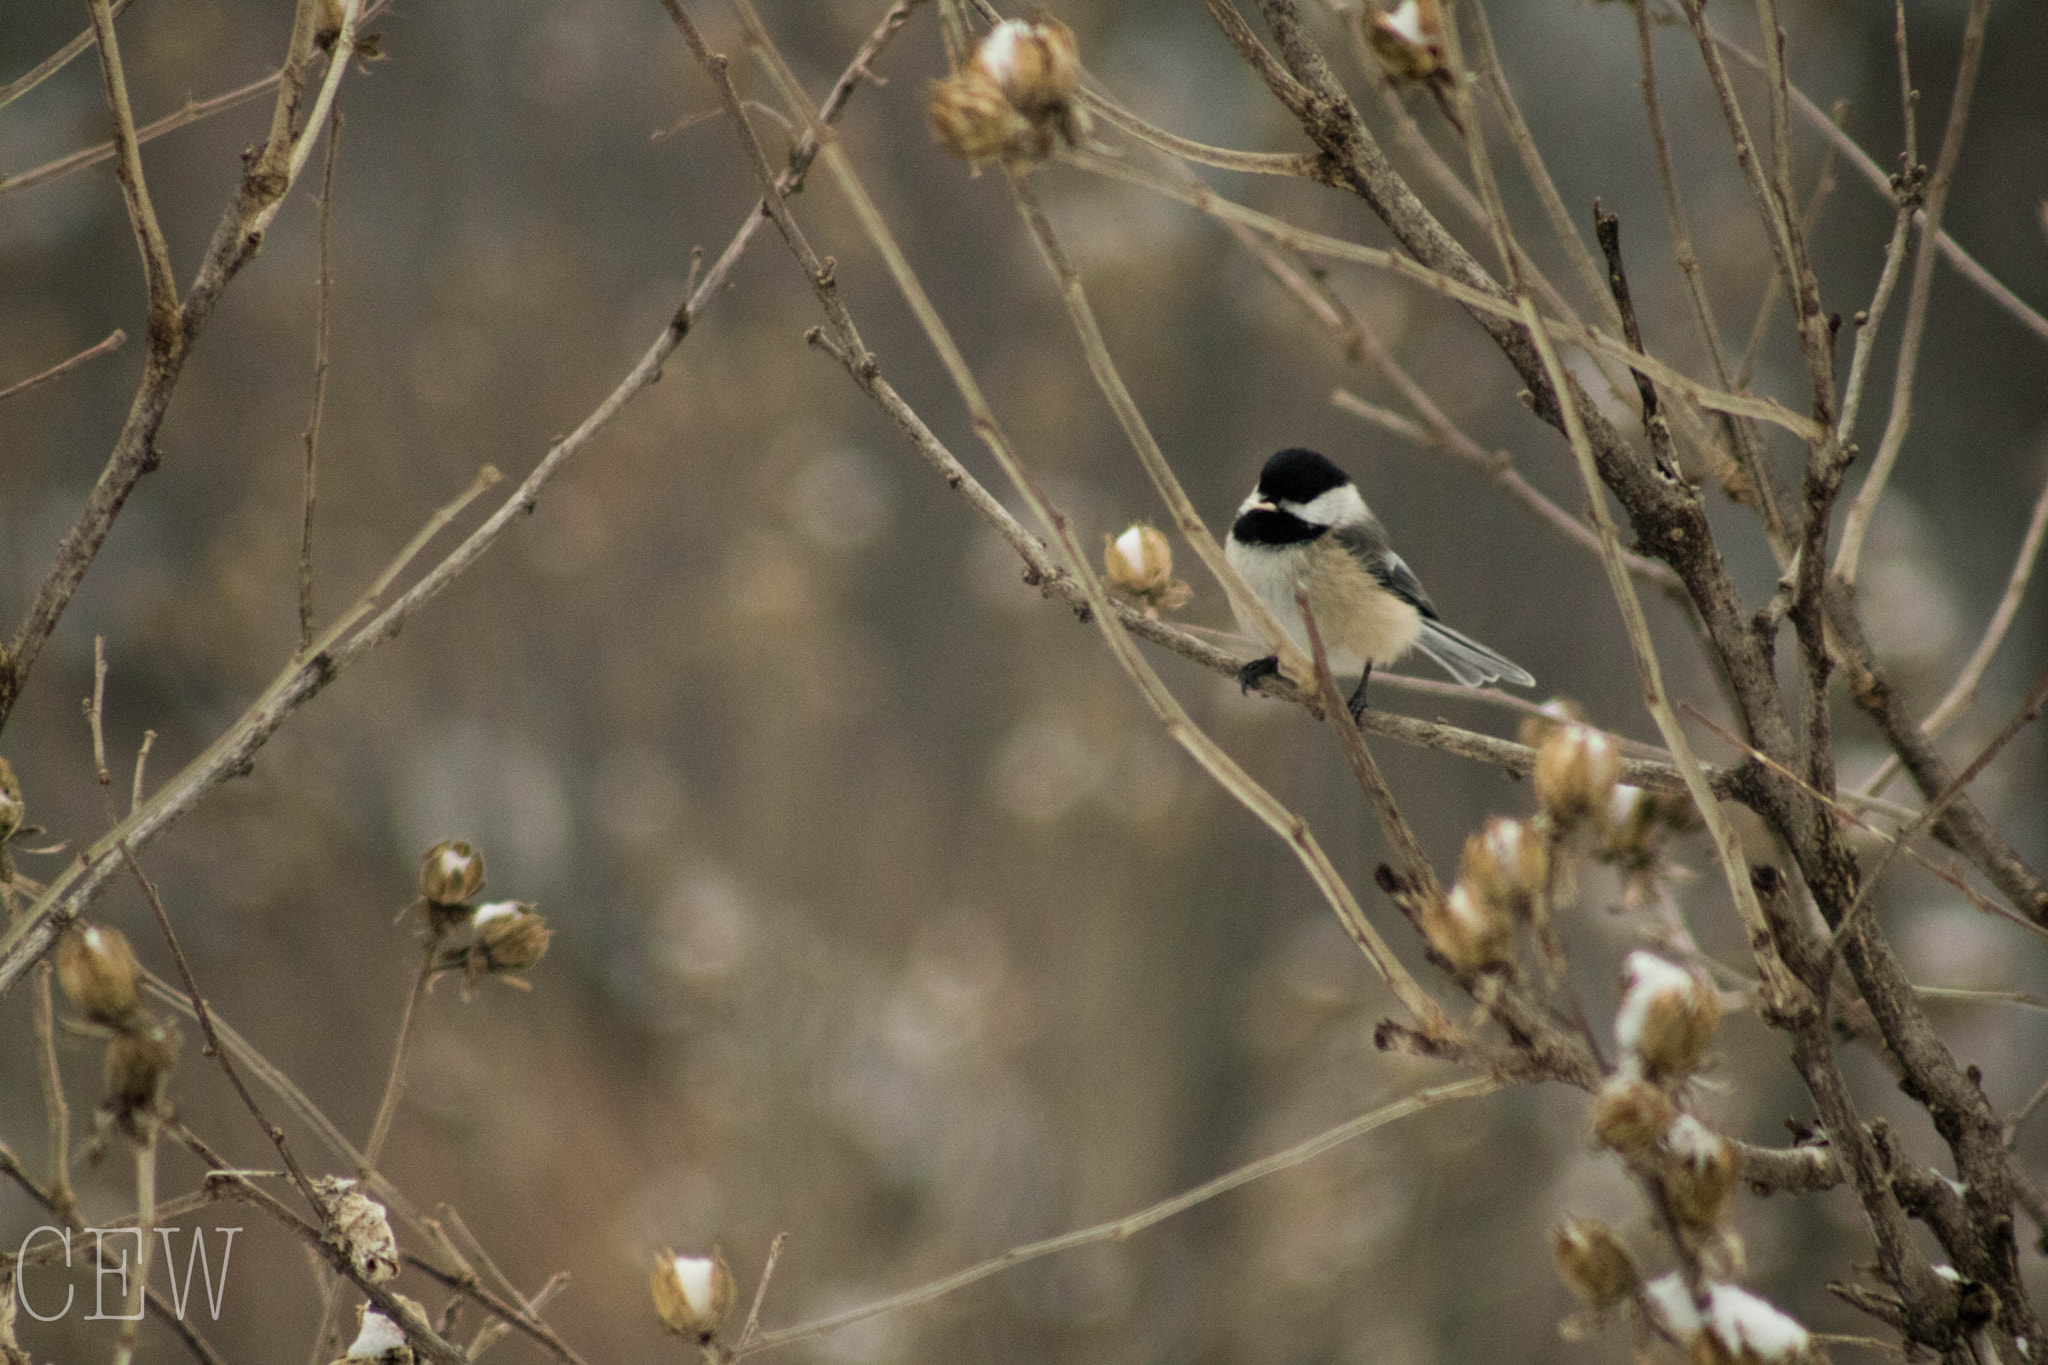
(1237, 655, 1281, 696)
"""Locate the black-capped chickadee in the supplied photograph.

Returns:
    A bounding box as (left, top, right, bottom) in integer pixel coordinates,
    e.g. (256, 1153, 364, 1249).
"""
(1226, 448, 1535, 717)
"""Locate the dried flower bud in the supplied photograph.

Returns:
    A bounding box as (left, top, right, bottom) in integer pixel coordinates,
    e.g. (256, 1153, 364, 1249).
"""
(1663, 1116, 1738, 1232)
(419, 840, 485, 907)
(927, 71, 1034, 162)
(1102, 525, 1192, 614)
(1364, 0, 1443, 82)
(1592, 1072, 1675, 1157)
(102, 1019, 178, 1136)
(1423, 883, 1511, 972)
(341, 1305, 413, 1363)
(1516, 697, 1586, 751)
(315, 1178, 400, 1283)
(1616, 951, 1720, 1081)
(1554, 1218, 1637, 1310)
(652, 1247, 736, 1342)
(473, 902, 552, 975)
(1457, 816, 1549, 917)
(973, 16, 1081, 114)
(0, 756, 23, 842)
(57, 924, 142, 1026)
(1535, 724, 1620, 833)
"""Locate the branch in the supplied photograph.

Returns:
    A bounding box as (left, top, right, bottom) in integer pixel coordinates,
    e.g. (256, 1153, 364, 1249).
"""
(734, 1077, 1500, 1357)
(1834, 0, 1992, 585)
(0, 329, 126, 404)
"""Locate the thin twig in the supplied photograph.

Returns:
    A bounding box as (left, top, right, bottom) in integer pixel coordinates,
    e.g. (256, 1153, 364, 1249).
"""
(1687, 2, 2048, 347)
(86, 0, 181, 354)
(1861, 462, 2048, 798)
(735, 1077, 1500, 1357)
(1823, 664, 2048, 963)
(1062, 149, 1828, 443)
(130, 730, 155, 813)
(116, 840, 326, 1215)
(1627, 0, 1774, 536)
(110, 1136, 157, 1365)
(1833, 0, 1992, 585)
(1834, 1, 1918, 448)
(299, 107, 344, 653)
(309, 939, 439, 1362)
(31, 963, 75, 1220)
(738, 1233, 789, 1348)
(0, 330, 127, 405)
(1680, 703, 2048, 942)
(1077, 89, 1322, 179)
(0, 0, 138, 111)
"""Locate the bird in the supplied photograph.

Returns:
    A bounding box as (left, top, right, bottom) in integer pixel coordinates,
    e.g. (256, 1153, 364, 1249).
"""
(1225, 447, 1535, 718)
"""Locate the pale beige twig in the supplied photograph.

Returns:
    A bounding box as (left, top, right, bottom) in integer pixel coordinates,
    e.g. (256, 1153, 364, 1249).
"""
(0, 329, 126, 405)
(1063, 150, 1828, 443)
(1688, 4, 2048, 348)
(1861, 463, 2048, 798)
(1627, 0, 1780, 544)
(1078, 89, 1322, 179)
(1834, 0, 1992, 585)
(299, 108, 343, 653)
(1834, 2, 1917, 447)
(0, 0, 137, 111)
(31, 964, 74, 1220)
(734, 1077, 1500, 1357)
(87, 0, 180, 355)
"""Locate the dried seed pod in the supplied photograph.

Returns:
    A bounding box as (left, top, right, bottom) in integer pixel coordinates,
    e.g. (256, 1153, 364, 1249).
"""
(102, 1019, 178, 1138)
(1102, 525, 1191, 614)
(419, 840, 485, 908)
(973, 16, 1081, 114)
(1553, 1218, 1637, 1310)
(315, 1177, 400, 1283)
(1664, 1116, 1738, 1233)
(652, 1247, 736, 1342)
(1364, 0, 1444, 82)
(1534, 724, 1620, 834)
(1423, 883, 1511, 972)
(1616, 951, 1720, 1081)
(0, 756, 23, 841)
(472, 902, 552, 975)
(1592, 1072, 1674, 1157)
(927, 71, 1033, 162)
(57, 924, 142, 1026)
(1517, 697, 1587, 751)
(1458, 816, 1549, 917)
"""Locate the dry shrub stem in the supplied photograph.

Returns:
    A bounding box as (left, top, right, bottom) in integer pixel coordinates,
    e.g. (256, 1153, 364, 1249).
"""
(0, 329, 127, 405)
(733, 1077, 1501, 1357)
(1834, 0, 1991, 586)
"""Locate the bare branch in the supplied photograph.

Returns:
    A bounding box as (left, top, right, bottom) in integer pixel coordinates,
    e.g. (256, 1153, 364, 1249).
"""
(735, 1078, 1500, 1357)
(0, 330, 126, 405)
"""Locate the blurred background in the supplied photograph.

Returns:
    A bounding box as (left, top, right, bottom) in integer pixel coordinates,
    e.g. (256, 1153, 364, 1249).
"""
(3, 0, 2045, 1360)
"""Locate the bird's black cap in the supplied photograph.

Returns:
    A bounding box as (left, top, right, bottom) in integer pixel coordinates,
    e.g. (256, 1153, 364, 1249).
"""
(1256, 448, 1350, 505)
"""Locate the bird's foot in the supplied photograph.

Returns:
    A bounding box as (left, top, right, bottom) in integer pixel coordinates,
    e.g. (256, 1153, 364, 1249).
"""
(1345, 665, 1373, 722)
(1237, 655, 1281, 695)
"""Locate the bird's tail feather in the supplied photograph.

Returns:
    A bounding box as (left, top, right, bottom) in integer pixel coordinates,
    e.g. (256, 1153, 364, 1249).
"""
(1414, 619, 1535, 689)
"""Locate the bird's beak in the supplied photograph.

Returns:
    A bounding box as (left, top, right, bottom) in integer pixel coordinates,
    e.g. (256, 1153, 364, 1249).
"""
(1242, 497, 1277, 514)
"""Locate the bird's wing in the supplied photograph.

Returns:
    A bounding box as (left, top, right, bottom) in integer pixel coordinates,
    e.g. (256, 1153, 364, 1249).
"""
(1332, 522, 1440, 620)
